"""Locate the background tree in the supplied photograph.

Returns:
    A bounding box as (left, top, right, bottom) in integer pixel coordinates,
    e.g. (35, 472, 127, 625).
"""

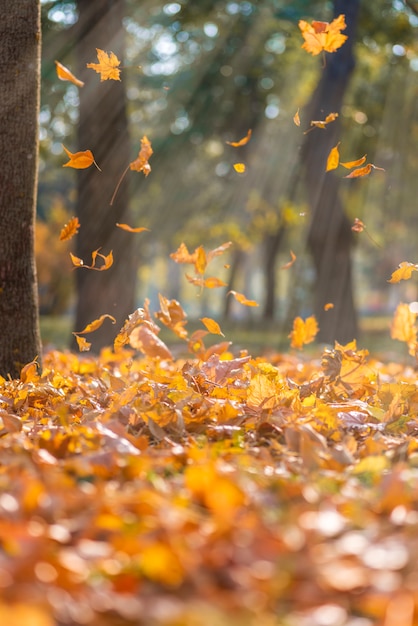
(0, 1, 42, 378)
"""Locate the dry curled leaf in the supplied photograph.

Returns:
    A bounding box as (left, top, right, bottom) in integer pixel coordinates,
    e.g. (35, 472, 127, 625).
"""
(388, 262, 418, 284)
(344, 163, 385, 178)
(130, 136, 153, 176)
(340, 154, 367, 169)
(281, 250, 297, 270)
(116, 223, 149, 233)
(306, 112, 339, 133)
(59, 217, 80, 241)
(293, 109, 301, 127)
(55, 60, 84, 87)
(228, 290, 259, 307)
(87, 48, 121, 81)
(226, 129, 252, 147)
(70, 248, 113, 271)
(75, 314, 117, 335)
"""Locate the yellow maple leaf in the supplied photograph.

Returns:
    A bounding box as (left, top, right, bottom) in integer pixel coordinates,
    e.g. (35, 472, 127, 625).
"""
(87, 48, 121, 81)
(289, 315, 319, 349)
(299, 14, 348, 56)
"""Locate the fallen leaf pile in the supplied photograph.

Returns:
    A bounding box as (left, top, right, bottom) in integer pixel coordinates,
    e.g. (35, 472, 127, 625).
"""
(4, 304, 418, 625)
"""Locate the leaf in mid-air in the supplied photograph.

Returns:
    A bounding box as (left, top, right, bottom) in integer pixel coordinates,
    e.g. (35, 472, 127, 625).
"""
(299, 14, 347, 56)
(62, 145, 101, 170)
(116, 223, 149, 233)
(228, 290, 259, 307)
(200, 317, 224, 337)
(87, 48, 121, 81)
(388, 262, 418, 284)
(289, 315, 319, 349)
(326, 143, 340, 171)
(226, 129, 252, 147)
(344, 163, 385, 178)
(59, 217, 80, 241)
(130, 136, 153, 176)
(233, 163, 246, 173)
(340, 155, 367, 169)
(55, 60, 84, 87)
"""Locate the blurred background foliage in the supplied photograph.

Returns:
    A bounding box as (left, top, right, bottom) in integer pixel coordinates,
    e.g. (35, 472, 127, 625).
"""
(38, 0, 418, 350)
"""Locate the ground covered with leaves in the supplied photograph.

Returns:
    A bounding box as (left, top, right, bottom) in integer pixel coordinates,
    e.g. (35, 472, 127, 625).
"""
(2, 330, 418, 626)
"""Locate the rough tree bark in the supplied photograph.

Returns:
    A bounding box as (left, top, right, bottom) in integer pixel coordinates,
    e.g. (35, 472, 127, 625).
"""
(0, 1, 42, 378)
(74, 0, 138, 350)
(302, 0, 360, 344)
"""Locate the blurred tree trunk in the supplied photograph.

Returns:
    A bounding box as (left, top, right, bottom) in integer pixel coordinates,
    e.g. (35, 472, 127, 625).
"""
(0, 1, 42, 378)
(302, 0, 360, 344)
(74, 0, 138, 350)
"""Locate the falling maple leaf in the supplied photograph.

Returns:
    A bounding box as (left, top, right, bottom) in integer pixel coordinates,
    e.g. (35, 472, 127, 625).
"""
(281, 250, 297, 270)
(110, 136, 153, 205)
(116, 223, 150, 233)
(87, 48, 121, 81)
(59, 217, 80, 241)
(299, 14, 348, 56)
(226, 129, 252, 147)
(388, 262, 418, 284)
(228, 290, 259, 307)
(62, 145, 101, 170)
(233, 163, 246, 173)
(289, 315, 319, 349)
(55, 60, 84, 87)
(326, 143, 340, 171)
(200, 318, 224, 337)
(344, 163, 385, 178)
(293, 109, 301, 127)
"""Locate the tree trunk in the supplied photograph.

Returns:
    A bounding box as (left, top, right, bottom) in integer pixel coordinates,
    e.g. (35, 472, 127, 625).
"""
(0, 1, 42, 378)
(302, 0, 360, 344)
(73, 0, 138, 350)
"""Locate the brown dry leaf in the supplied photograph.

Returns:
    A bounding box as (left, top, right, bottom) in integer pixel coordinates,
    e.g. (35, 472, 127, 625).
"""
(289, 315, 319, 349)
(62, 145, 101, 170)
(59, 217, 80, 241)
(281, 250, 297, 270)
(326, 142, 340, 171)
(388, 262, 418, 284)
(299, 14, 347, 56)
(228, 290, 259, 307)
(55, 60, 84, 87)
(200, 317, 224, 337)
(226, 129, 252, 147)
(116, 223, 149, 234)
(87, 48, 121, 81)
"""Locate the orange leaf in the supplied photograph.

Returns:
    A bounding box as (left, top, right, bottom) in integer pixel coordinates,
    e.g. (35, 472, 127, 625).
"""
(207, 241, 233, 264)
(69, 252, 84, 267)
(203, 276, 228, 289)
(228, 290, 259, 307)
(59, 217, 80, 241)
(344, 163, 385, 179)
(116, 223, 149, 233)
(62, 145, 101, 170)
(388, 262, 418, 284)
(293, 109, 301, 126)
(324, 302, 334, 311)
(87, 48, 121, 81)
(96, 250, 114, 271)
(75, 314, 117, 334)
(129, 325, 172, 359)
(155, 295, 188, 339)
(226, 129, 252, 147)
(200, 317, 224, 336)
(391, 303, 417, 356)
(307, 112, 339, 132)
(289, 315, 319, 349)
(299, 14, 347, 56)
(195, 246, 207, 275)
(55, 60, 84, 87)
(281, 250, 297, 270)
(170, 243, 197, 265)
(73, 335, 92, 352)
(233, 163, 246, 173)
(351, 218, 365, 232)
(326, 142, 340, 171)
(340, 154, 367, 169)
(130, 136, 153, 176)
